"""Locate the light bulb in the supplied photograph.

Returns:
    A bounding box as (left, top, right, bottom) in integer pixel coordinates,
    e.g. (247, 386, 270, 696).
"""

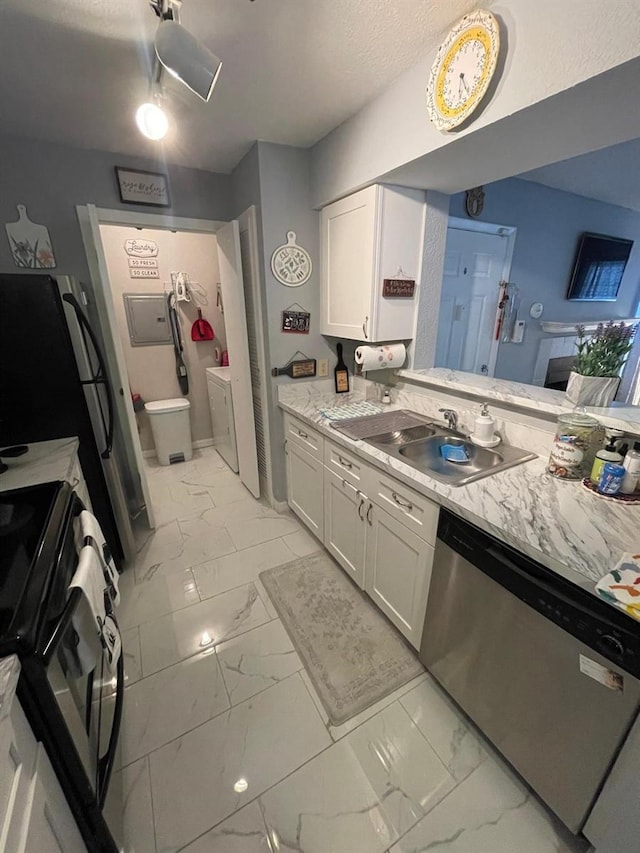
(135, 102, 168, 140)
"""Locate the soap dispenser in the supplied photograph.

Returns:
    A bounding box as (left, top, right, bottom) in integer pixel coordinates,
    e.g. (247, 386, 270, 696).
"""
(470, 402, 500, 447)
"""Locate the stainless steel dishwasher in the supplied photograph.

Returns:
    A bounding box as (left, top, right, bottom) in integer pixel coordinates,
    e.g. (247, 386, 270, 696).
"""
(420, 508, 640, 834)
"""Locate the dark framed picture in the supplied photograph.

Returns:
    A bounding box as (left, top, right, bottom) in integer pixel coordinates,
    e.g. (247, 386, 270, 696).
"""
(115, 167, 171, 207)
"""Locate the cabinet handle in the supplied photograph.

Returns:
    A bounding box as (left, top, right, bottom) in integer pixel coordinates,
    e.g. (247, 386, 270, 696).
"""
(392, 491, 413, 511)
(338, 455, 352, 470)
(284, 439, 288, 455)
(297, 429, 309, 439)
(362, 316, 369, 339)
(358, 498, 365, 521)
(366, 503, 373, 526)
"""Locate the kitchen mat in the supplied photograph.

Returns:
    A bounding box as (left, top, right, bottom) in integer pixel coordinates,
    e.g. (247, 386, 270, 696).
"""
(260, 552, 423, 725)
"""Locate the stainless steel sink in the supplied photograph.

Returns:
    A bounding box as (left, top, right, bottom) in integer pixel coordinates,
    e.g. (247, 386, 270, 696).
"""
(364, 422, 537, 486)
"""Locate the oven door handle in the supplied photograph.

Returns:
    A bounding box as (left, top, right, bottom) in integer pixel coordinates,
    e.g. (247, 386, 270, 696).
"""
(97, 650, 124, 808)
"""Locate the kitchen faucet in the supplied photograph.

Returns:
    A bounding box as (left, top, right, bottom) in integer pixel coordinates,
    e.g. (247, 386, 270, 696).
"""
(439, 408, 458, 431)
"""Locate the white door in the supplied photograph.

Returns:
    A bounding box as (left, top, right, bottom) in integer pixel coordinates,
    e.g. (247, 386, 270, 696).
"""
(76, 205, 155, 530)
(435, 226, 512, 376)
(324, 470, 366, 588)
(216, 221, 260, 498)
(238, 207, 273, 501)
(285, 441, 324, 537)
(365, 505, 434, 649)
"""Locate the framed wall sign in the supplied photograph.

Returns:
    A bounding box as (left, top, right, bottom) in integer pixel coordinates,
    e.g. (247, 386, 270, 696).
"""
(382, 278, 416, 298)
(282, 307, 311, 334)
(115, 167, 171, 207)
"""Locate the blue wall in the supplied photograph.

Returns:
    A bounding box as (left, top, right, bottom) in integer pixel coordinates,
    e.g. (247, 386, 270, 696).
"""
(449, 178, 640, 383)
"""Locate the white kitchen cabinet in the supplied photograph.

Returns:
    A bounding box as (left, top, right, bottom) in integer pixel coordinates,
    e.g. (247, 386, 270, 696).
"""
(285, 439, 324, 539)
(320, 184, 425, 342)
(18, 744, 86, 853)
(324, 470, 367, 588)
(1, 693, 86, 853)
(365, 505, 434, 649)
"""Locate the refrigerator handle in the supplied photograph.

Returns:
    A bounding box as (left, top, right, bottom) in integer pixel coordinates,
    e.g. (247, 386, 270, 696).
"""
(62, 293, 115, 459)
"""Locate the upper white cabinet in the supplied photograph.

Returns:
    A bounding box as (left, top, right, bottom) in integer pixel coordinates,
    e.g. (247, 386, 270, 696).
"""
(320, 184, 426, 342)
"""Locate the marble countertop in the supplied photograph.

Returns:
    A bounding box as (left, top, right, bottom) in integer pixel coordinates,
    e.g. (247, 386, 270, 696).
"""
(278, 385, 640, 596)
(0, 438, 79, 494)
(0, 656, 20, 723)
(398, 368, 640, 435)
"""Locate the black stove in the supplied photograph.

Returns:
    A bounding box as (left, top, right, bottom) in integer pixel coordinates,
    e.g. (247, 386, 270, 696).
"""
(0, 480, 74, 655)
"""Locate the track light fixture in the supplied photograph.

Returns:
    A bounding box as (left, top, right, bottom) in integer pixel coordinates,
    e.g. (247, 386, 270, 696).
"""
(136, 0, 221, 139)
(136, 101, 168, 140)
(155, 20, 222, 103)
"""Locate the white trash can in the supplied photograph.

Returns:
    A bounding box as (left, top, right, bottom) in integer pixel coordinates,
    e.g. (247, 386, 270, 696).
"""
(144, 398, 193, 465)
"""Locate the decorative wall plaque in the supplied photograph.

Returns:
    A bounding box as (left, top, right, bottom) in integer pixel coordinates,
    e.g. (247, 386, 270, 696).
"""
(271, 231, 312, 287)
(124, 238, 158, 257)
(5, 205, 56, 268)
(282, 304, 311, 334)
(382, 278, 416, 298)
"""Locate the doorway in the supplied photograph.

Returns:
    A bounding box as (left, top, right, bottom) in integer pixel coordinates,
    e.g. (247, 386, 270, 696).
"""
(434, 218, 516, 377)
(77, 205, 269, 540)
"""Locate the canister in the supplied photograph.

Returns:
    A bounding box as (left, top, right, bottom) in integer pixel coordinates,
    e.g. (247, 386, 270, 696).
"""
(547, 413, 602, 480)
(598, 462, 626, 495)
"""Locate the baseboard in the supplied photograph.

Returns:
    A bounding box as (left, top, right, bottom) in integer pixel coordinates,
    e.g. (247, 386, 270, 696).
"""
(142, 437, 215, 460)
(192, 438, 215, 449)
(271, 499, 289, 513)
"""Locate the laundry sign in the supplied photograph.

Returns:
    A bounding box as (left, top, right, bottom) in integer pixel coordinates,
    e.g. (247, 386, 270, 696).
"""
(124, 238, 158, 258)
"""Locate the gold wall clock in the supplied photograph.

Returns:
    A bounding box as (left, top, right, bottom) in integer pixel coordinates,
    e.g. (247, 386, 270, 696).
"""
(426, 9, 500, 132)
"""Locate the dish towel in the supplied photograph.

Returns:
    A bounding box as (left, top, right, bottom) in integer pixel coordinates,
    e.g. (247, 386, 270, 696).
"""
(595, 553, 640, 622)
(69, 545, 122, 676)
(76, 510, 120, 607)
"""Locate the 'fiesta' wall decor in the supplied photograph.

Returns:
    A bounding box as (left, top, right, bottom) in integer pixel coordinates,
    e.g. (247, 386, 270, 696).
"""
(5, 205, 56, 268)
(271, 231, 312, 287)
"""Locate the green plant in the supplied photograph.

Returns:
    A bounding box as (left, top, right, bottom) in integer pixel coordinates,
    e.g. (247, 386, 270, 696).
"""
(574, 321, 637, 377)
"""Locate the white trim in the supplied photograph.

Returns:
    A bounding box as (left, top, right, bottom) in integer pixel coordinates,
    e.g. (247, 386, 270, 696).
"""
(193, 438, 215, 449)
(94, 206, 225, 234)
(271, 499, 290, 514)
(446, 217, 517, 377)
(540, 318, 637, 334)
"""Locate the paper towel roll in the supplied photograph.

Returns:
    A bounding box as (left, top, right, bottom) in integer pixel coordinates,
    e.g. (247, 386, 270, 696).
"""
(354, 343, 406, 371)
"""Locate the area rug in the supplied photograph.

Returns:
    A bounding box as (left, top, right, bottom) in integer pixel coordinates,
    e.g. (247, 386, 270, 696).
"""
(259, 552, 424, 725)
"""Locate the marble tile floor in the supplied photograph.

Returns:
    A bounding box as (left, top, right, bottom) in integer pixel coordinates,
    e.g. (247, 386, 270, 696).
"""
(118, 446, 590, 853)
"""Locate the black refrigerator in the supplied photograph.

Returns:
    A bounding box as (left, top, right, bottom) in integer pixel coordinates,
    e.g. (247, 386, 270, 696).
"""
(0, 273, 123, 562)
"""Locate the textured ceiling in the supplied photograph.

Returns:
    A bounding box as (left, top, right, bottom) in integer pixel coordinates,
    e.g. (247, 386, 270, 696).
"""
(519, 138, 640, 213)
(0, 0, 478, 173)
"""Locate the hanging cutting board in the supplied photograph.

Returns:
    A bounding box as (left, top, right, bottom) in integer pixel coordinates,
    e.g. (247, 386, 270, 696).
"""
(5, 205, 56, 269)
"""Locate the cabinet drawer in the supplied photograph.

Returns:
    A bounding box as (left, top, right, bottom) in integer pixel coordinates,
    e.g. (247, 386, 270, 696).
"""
(284, 414, 323, 459)
(324, 441, 371, 491)
(369, 472, 439, 545)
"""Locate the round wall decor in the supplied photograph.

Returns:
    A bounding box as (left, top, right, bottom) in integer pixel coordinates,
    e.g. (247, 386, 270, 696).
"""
(426, 9, 500, 132)
(465, 186, 485, 218)
(271, 231, 312, 287)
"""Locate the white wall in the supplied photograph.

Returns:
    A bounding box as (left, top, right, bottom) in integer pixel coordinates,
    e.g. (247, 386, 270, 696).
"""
(311, 1, 640, 206)
(99, 224, 224, 451)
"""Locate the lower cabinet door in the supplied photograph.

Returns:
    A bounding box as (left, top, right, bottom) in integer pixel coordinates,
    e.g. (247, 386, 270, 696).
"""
(19, 744, 86, 853)
(286, 440, 324, 538)
(365, 505, 434, 649)
(324, 469, 366, 588)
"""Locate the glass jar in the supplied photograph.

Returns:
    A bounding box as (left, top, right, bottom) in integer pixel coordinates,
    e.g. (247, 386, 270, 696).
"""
(547, 413, 603, 480)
